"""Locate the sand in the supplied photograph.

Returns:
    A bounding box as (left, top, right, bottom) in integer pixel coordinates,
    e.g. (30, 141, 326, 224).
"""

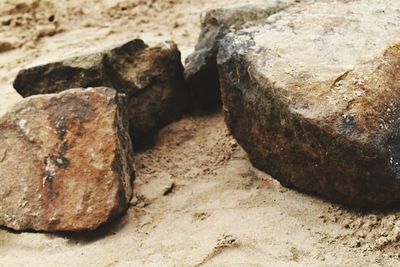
(1, 0, 400, 266)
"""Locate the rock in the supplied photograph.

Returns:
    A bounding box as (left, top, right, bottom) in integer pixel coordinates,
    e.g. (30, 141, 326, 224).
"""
(185, 0, 290, 111)
(0, 38, 18, 52)
(0, 87, 134, 232)
(140, 172, 175, 200)
(218, 0, 400, 207)
(13, 39, 190, 148)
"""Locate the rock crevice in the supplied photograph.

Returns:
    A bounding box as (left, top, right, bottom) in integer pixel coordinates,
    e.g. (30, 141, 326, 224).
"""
(185, 0, 291, 111)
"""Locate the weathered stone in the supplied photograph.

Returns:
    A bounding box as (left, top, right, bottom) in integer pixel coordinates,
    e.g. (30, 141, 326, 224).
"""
(0, 87, 134, 232)
(218, 0, 400, 207)
(185, 0, 290, 110)
(13, 39, 190, 148)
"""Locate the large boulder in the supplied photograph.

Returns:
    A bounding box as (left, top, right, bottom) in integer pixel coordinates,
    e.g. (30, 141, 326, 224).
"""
(13, 39, 190, 148)
(185, 0, 291, 111)
(0, 87, 134, 232)
(218, 0, 400, 207)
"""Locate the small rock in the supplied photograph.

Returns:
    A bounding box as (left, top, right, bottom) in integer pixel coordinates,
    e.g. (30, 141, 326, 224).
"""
(140, 172, 175, 200)
(13, 39, 190, 148)
(0, 36, 19, 52)
(35, 24, 58, 38)
(163, 180, 175, 196)
(0, 87, 134, 232)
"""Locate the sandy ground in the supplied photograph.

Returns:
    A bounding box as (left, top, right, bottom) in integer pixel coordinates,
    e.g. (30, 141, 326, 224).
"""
(1, 0, 400, 266)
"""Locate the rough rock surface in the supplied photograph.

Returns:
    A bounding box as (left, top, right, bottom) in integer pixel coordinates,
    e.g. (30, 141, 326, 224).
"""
(0, 87, 134, 232)
(218, 0, 400, 207)
(185, 0, 290, 110)
(13, 39, 189, 148)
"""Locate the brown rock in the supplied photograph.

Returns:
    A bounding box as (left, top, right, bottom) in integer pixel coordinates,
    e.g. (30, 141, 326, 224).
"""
(13, 39, 190, 148)
(185, 0, 290, 111)
(0, 87, 134, 232)
(218, 0, 400, 207)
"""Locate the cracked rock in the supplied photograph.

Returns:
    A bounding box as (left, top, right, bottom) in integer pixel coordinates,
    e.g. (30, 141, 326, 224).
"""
(218, 0, 400, 207)
(0, 87, 134, 232)
(13, 39, 190, 148)
(185, 0, 290, 110)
